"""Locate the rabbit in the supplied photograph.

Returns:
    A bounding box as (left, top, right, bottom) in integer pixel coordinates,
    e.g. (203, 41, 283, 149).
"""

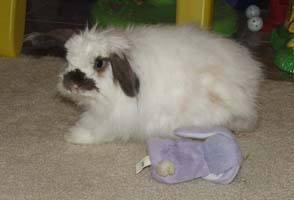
(57, 24, 263, 144)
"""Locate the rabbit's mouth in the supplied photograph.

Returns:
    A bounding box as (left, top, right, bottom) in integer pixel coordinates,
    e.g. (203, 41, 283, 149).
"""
(62, 69, 99, 93)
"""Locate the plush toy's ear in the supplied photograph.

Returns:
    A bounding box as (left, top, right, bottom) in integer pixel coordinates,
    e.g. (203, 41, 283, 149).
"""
(174, 126, 234, 139)
(109, 53, 140, 97)
(174, 126, 242, 184)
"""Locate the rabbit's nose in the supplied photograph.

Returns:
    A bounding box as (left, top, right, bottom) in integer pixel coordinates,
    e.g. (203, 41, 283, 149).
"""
(62, 69, 98, 92)
(62, 74, 75, 91)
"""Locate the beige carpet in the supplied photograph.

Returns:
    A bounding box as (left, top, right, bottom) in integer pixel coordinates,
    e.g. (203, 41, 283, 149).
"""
(1, 56, 294, 200)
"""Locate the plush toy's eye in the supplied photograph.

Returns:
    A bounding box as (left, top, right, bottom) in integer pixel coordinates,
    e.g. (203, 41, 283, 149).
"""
(94, 58, 104, 69)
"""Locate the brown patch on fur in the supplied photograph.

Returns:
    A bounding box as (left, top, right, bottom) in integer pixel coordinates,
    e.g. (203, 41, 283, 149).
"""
(208, 90, 223, 105)
(96, 64, 108, 78)
(197, 65, 224, 78)
(97, 71, 105, 78)
(180, 96, 189, 112)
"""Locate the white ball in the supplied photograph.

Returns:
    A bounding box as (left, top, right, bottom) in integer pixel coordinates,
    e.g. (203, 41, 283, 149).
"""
(246, 5, 260, 18)
(247, 16, 263, 32)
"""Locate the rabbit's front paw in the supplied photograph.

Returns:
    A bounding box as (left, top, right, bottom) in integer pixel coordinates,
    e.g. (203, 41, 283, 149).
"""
(65, 127, 95, 144)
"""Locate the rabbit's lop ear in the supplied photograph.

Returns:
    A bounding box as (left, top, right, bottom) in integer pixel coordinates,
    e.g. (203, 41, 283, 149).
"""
(109, 53, 140, 97)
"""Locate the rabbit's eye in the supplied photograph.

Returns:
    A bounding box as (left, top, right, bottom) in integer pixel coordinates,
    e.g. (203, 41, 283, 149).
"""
(94, 58, 104, 70)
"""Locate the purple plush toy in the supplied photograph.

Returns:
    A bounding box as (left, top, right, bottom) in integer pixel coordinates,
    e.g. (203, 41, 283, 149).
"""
(140, 127, 242, 184)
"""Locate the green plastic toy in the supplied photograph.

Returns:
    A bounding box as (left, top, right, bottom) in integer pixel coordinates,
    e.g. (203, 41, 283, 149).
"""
(89, 0, 176, 28)
(270, 25, 294, 73)
(212, 0, 238, 37)
(274, 47, 294, 73)
(89, 0, 237, 37)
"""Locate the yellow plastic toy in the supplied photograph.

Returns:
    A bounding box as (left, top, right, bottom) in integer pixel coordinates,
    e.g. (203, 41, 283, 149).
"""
(0, 0, 27, 57)
(176, 0, 214, 30)
(287, 0, 294, 47)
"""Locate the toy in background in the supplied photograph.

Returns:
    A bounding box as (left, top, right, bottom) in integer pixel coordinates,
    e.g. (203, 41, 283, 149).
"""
(247, 17, 263, 31)
(0, 0, 27, 57)
(271, 0, 294, 73)
(176, 0, 239, 36)
(212, 0, 238, 37)
(246, 4, 260, 18)
(90, 0, 239, 37)
(262, 0, 289, 32)
(136, 127, 242, 185)
(226, 0, 256, 10)
(90, 0, 176, 27)
(246, 5, 263, 31)
(176, 0, 214, 30)
(287, 4, 294, 47)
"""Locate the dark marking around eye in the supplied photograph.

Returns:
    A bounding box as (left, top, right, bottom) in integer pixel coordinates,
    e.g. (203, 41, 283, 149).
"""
(94, 58, 104, 69)
(63, 69, 98, 91)
(94, 57, 108, 72)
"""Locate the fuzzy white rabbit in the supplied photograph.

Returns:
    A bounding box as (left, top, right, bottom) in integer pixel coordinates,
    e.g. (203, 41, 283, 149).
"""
(57, 24, 263, 144)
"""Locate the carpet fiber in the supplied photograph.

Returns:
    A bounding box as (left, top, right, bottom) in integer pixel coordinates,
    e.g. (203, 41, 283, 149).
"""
(1, 56, 294, 200)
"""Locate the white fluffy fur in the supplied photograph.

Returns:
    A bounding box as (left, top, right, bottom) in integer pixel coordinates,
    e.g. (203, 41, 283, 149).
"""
(58, 24, 263, 144)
